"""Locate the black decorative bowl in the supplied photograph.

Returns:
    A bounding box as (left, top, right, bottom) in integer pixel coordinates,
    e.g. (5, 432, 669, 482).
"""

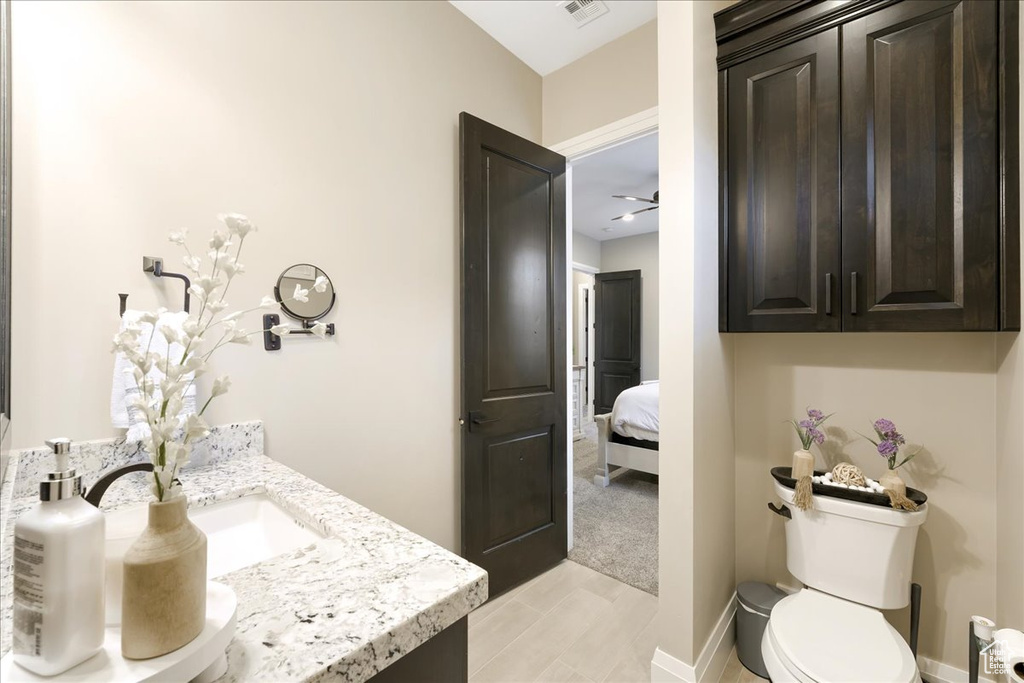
(771, 467, 928, 509)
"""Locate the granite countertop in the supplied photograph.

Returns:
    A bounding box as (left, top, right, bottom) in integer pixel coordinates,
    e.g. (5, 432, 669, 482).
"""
(0, 423, 487, 682)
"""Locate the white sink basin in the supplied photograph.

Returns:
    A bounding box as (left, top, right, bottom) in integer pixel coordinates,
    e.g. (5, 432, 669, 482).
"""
(187, 494, 324, 577)
(104, 494, 323, 624)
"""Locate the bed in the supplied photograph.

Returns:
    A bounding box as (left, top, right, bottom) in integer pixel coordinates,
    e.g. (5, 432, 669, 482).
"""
(594, 381, 659, 487)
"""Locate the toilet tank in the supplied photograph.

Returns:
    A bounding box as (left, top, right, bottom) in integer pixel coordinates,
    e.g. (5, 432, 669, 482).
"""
(773, 479, 928, 609)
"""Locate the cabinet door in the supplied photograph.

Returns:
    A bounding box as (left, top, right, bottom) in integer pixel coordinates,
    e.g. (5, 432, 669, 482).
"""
(724, 28, 841, 332)
(842, 0, 999, 331)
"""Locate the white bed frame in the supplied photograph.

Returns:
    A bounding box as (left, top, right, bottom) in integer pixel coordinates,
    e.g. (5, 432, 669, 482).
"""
(594, 413, 659, 487)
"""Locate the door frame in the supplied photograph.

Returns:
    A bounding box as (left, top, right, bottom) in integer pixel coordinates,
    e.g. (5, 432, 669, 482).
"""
(550, 106, 659, 552)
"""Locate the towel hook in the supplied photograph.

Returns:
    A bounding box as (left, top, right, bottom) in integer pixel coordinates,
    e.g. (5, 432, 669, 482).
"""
(142, 256, 191, 313)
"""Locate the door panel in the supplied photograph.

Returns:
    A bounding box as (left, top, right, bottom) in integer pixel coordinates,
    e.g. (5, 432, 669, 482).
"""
(484, 152, 554, 397)
(460, 113, 567, 597)
(725, 28, 841, 331)
(484, 428, 554, 549)
(594, 270, 641, 415)
(842, 0, 999, 331)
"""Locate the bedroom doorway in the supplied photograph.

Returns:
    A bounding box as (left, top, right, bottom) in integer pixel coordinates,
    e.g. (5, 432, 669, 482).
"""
(559, 126, 660, 595)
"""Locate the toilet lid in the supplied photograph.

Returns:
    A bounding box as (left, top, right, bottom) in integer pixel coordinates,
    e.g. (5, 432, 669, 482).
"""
(768, 589, 919, 683)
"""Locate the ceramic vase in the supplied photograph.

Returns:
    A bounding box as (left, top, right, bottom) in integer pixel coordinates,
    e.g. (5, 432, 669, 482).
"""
(879, 468, 907, 497)
(791, 449, 815, 479)
(121, 495, 207, 660)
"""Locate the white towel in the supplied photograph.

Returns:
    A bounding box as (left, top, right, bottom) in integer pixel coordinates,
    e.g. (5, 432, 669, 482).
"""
(111, 310, 197, 441)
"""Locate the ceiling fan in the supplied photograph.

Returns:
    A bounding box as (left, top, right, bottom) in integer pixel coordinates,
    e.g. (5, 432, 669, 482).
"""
(612, 190, 659, 222)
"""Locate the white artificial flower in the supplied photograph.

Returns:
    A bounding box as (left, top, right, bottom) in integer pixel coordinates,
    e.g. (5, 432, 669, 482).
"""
(164, 441, 189, 467)
(208, 230, 230, 250)
(182, 318, 201, 338)
(260, 295, 278, 309)
(164, 395, 184, 422)
(221, 311, 244, 322)
(152, 468, 180, 500)
(168, 229, 188, 246)
(182, 355, 206, 375)
(159, 324, 181, 345)
(160, 376, 186, 400)
(151, 417, 178, 447)
(221, 260, 245, 278)
(310, 322, 328, 339)
(293, 283, 309, 303)
(230, 332, 253, 346)
(313, 275, 328, 293)
(183, 255, 203, 274)
(208, 300, 229, 312)
(270, 324, 290, 336)
(193, 275, 223, 296)
(139, 309, 164, 325)
(217, 212, 256, 238)
(188, 284, 208, 302)
(211, 375, 232, 397)
(183, 413, 209, 441)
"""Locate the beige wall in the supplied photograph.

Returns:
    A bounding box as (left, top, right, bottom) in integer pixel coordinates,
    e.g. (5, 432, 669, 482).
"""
(11, 0, 541, 551)
(572, 231, 602, 270)
(657, 0, 736, 667)
(601, 232, 659, 381)
(542, 20, 657, 147)
(734, 334, 999, 665)
(995, 19, 1024, 633)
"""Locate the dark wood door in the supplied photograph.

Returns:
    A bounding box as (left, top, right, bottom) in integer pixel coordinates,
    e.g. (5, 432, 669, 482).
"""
(594, 270, 641, 415)
(842, 0, 1000, 331)
(460, 113, 567, 597)
(723, 28, 841, 332)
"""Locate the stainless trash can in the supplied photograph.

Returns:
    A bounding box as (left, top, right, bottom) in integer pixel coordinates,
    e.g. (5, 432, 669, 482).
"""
(736, 582, 787, 678)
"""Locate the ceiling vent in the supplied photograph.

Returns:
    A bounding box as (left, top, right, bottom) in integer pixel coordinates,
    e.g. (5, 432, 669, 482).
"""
(557, 0, 610, 28)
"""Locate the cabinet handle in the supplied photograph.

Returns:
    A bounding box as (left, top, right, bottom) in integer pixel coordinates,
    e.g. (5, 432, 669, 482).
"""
(825, 273, 833, 316)
(851, 272, 859, 315)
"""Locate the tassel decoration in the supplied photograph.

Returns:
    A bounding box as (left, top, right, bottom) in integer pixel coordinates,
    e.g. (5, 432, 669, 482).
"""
(793, 476, 814, 511)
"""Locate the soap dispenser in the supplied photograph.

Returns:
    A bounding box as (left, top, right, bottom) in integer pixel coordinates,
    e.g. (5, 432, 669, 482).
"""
(12, 438, 105, 676)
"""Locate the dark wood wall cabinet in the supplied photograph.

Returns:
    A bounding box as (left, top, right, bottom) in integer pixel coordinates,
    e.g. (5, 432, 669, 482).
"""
(716, 0, 1020, 332)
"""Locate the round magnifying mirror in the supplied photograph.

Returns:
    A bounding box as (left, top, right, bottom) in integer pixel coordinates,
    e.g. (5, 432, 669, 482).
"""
(275, 264, 336, 321)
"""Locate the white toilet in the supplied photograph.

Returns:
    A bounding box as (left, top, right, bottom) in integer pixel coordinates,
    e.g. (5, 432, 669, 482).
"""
(762, 478, 928, 682)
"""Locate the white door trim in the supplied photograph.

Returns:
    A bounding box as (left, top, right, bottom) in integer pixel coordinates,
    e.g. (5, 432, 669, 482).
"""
(551, 106, 659, 160)
(556, 107, 658, 594)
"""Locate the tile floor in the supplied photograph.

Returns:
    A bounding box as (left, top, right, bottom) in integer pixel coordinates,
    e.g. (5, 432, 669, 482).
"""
(717, 648, 768, 683)
(468, 559, 768, 683)
(468, 560, 658, 682)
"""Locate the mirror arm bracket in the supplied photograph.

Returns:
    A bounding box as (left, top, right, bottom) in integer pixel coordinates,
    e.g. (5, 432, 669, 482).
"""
(262, 313, 335, 351)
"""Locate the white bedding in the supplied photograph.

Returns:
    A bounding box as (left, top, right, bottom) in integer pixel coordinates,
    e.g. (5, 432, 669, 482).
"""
(611, 381, 659, 442)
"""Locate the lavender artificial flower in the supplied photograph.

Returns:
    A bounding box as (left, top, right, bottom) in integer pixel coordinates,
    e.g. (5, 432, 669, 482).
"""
(790, 408, 832, 450)
(874, 418, 897, 435)
(877, 440, 898, 456)
(864, 417, 919, 470)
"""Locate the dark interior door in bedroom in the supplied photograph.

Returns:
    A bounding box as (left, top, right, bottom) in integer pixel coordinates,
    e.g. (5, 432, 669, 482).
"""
(460, 112, 567, 598)
(594, 270, 641, 415)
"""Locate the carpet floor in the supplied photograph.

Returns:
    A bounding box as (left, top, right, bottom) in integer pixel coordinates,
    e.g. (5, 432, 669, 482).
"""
(568, 422, 659, 595)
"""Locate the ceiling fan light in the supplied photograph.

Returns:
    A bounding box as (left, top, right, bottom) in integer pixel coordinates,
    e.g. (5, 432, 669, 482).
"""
(622, 213, 634, 222)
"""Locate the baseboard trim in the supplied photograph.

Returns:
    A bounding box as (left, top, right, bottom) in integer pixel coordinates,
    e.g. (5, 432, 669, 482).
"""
(918, 655, 997, 683)
(651, 594, 737, 682)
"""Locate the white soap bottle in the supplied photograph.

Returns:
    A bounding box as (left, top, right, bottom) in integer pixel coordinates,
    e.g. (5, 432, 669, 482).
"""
(12, 438, 105, 676)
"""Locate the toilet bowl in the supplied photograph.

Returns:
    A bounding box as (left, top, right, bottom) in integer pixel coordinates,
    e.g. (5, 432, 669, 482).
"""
(765, 479, 928, 682)
(761, 588, 920, 683)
